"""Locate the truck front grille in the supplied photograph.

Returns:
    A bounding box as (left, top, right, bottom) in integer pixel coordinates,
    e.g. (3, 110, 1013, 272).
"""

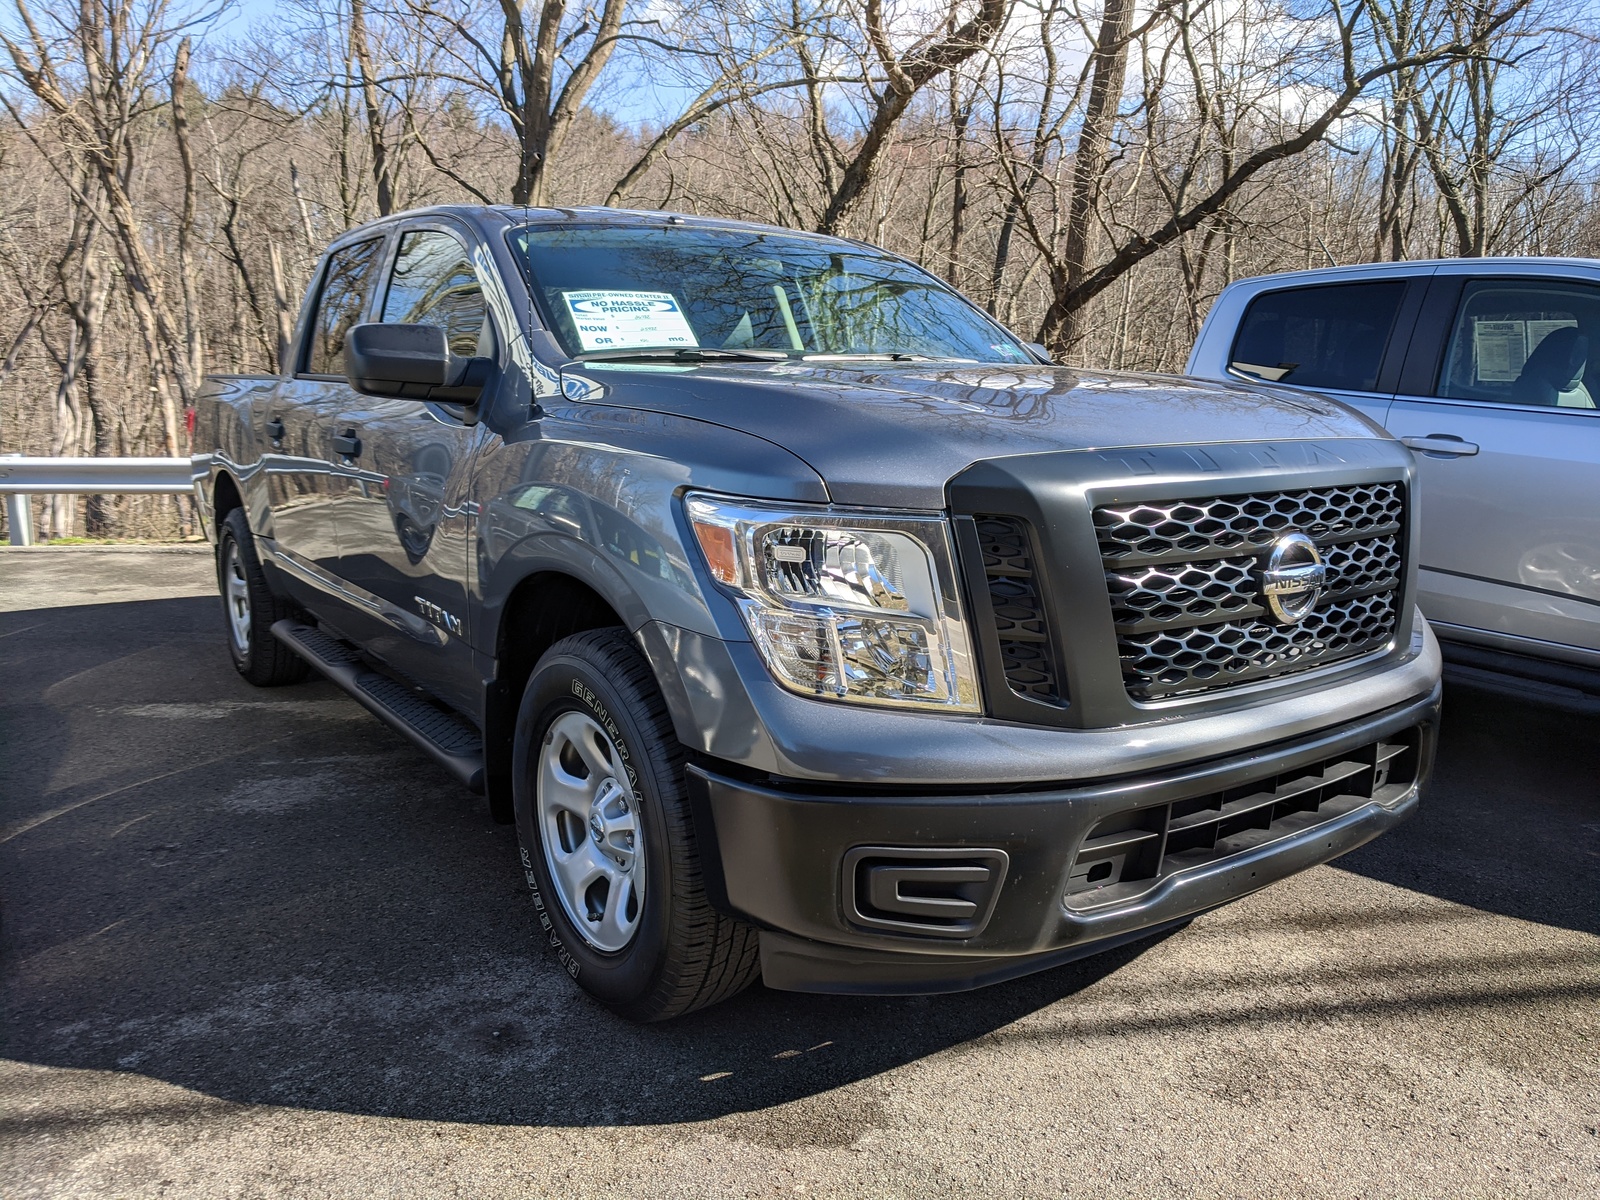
(1063, 732, 1419, 910)
(975, 515, 1061, 704)
(1094, 483, 1405, 700)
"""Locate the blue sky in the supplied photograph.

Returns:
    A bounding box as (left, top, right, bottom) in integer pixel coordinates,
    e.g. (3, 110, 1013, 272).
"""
(203, 0, 693, 129)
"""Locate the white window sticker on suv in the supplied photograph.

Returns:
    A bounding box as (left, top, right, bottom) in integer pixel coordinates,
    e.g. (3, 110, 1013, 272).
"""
(561, 290, 698, 351)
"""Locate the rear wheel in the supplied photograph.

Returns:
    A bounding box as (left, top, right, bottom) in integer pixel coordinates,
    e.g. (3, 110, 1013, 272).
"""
(217, 508, 309, 687)
(512, 628, 760, 1021)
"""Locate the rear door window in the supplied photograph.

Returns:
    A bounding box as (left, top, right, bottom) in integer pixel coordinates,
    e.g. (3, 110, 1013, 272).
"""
(1229, 281, 1408, 392)
(1436, 280, 1599, 409)
(381, 230, 490, 357)
(303, 239, 384, 376)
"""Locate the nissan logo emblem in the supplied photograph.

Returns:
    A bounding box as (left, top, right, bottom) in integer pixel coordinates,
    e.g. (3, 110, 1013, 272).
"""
(1260, 532, 1327, 624)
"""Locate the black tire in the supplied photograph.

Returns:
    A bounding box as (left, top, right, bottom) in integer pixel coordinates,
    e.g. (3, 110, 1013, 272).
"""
(217, 507, 310, 687)
(512, 628, 760, 1021)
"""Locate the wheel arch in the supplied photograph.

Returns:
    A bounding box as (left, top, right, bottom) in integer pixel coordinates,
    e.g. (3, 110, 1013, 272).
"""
(209, 470, 247, 589)
(212, 469, 245, 530)
(482, 564, 638, 823)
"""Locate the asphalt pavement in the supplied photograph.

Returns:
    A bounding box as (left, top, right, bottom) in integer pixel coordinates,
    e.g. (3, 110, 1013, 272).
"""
(2, 546, 1596, 1198)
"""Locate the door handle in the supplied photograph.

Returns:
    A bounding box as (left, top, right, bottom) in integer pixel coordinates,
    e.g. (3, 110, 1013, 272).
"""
(332, 431, 362, 458)
(264, 417, 285, 443)
(1400, 434, 1479, 457)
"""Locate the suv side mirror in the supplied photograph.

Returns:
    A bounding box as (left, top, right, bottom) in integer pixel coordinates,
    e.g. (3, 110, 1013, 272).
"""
(345, 323, 492, 415)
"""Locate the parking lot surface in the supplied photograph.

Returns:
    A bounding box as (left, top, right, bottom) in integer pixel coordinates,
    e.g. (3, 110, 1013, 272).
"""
(2, 547, 1596, 1198)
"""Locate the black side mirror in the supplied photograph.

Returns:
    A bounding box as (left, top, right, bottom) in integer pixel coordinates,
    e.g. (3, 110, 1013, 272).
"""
(345, 323, 492, 415)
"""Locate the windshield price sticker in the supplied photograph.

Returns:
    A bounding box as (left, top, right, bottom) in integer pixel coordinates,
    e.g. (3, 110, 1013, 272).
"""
(562, 291, 698, 351)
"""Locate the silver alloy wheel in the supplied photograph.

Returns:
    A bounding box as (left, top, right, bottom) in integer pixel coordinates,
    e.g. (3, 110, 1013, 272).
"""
(536, 709, 645, 953)
(224, 540, 252, 655)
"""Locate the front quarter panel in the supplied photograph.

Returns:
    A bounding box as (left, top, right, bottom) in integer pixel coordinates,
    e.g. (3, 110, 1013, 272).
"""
(470, 401, 828, 650)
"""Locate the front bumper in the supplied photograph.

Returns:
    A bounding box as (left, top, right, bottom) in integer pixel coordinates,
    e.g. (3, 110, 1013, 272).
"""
(641, 617, 1441, 788)
(687, 683, 1440, 994)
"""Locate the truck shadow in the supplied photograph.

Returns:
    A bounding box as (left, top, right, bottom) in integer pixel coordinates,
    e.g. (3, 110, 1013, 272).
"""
(1, 595, 1595, 1128)
(1331, 674, 1599, 940)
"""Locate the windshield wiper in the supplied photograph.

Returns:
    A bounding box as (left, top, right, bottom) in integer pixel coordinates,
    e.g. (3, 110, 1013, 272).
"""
(577, 347, 789, 363)
(801, 352, 943, 362)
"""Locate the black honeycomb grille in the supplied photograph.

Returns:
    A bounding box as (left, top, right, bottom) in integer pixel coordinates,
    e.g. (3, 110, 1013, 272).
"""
(1094, 483, 1406, 700)
(1323, 535, 1403, 593)
(1096, 483, 1405, 565)
(974, 515, 1061, 704)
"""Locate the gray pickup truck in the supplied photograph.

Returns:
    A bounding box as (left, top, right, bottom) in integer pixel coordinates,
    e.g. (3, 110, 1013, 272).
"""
(195, 205, 1441, 1020)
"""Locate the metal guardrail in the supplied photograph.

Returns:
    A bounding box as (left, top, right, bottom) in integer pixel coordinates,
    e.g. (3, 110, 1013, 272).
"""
(0, 455, 197, 547)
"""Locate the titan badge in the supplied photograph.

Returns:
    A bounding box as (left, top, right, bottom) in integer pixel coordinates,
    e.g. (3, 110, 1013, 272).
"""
(1260, 532, 1327, 624)
(414, 595, 463, 636)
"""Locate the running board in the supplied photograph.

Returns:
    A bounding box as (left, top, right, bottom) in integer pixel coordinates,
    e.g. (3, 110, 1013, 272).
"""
(272, 619, 485, 793)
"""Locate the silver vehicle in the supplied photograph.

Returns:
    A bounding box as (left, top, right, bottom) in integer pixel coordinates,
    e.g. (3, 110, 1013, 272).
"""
(1190, 259, 1600, 688)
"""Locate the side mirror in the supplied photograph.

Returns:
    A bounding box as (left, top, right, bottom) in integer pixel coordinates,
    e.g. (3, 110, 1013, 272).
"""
(345, 323, 491, 415)
(1025, 341, 1053, 364)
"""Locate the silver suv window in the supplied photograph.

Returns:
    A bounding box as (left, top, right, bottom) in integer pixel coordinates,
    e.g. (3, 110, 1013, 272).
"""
(1228, 281, 1407, 392)
(1437, 280, 1598, 409)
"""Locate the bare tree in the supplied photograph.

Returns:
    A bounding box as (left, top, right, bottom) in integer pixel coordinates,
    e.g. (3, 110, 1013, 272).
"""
(1028, 0, 1533, 358)
(349, 0, 395, 214)
(819, 0, 1008, 233)
(1399, 0, 1591, 256)
(3, 0, 200, 455)
(405, 0, 631, 205)
(1, 0, 1596, 540)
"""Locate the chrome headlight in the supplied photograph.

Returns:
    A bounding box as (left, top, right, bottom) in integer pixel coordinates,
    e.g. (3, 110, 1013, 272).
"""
(686, 493, 980, 712)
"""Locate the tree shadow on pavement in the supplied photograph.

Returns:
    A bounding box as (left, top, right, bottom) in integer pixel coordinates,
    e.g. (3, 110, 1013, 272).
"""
(0, 595, 1166, 1127)
(3, 596, 1595, 1129)
(1332, 676, 1600, 939)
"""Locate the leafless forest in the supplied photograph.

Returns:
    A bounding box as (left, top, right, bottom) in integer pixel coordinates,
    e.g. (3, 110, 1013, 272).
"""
(2, 0, 1596, 537)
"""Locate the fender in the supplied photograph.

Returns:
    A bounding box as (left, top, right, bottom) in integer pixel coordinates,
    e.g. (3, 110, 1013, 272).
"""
(207, 457, 279, 559)
(473, 537, 672, 825)
(475, 533, 656, 654)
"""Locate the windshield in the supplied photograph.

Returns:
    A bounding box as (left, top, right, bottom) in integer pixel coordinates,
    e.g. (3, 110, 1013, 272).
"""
(509, 224, 1033, 363)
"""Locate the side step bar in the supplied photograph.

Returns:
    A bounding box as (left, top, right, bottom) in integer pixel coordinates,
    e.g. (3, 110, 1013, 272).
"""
(272, 620, 485, 793)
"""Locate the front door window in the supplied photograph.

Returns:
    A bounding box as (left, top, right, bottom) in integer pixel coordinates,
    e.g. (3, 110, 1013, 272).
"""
(1436, 280, 1598, 409)
(380, 231, 490, 357)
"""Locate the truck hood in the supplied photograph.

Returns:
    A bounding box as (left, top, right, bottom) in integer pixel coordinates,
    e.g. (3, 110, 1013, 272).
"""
(571, 361, 1388, 507)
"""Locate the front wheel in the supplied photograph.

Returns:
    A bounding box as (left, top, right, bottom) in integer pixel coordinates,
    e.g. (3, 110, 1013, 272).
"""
(512, 628, 760, 1021)
(217, 508, 309, 687)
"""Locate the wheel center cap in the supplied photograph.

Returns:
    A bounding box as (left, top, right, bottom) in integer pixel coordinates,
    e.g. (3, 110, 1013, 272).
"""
(589, 813, 605, 844)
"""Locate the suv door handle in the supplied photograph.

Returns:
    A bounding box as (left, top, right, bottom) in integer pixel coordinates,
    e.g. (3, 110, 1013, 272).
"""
(332, 431, 362, 458)
(264, 417, 285, 443)
(1400, 434, 1479, 457)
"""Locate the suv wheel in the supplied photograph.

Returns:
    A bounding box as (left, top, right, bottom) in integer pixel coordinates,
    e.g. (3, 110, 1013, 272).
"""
(217, 508, 309, 687)
(512, 628, 760, 1021)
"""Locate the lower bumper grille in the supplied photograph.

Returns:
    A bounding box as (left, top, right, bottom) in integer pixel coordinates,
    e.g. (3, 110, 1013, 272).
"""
(1063, 732, 1420, 911)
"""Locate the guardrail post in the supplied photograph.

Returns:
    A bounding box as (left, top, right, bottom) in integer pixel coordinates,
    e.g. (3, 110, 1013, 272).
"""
(1, 455, 34, 546)
(5, 493, 35, 546)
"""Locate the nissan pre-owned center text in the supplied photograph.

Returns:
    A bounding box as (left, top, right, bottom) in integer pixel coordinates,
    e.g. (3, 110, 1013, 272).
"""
(193, 206, 1441, 1021)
